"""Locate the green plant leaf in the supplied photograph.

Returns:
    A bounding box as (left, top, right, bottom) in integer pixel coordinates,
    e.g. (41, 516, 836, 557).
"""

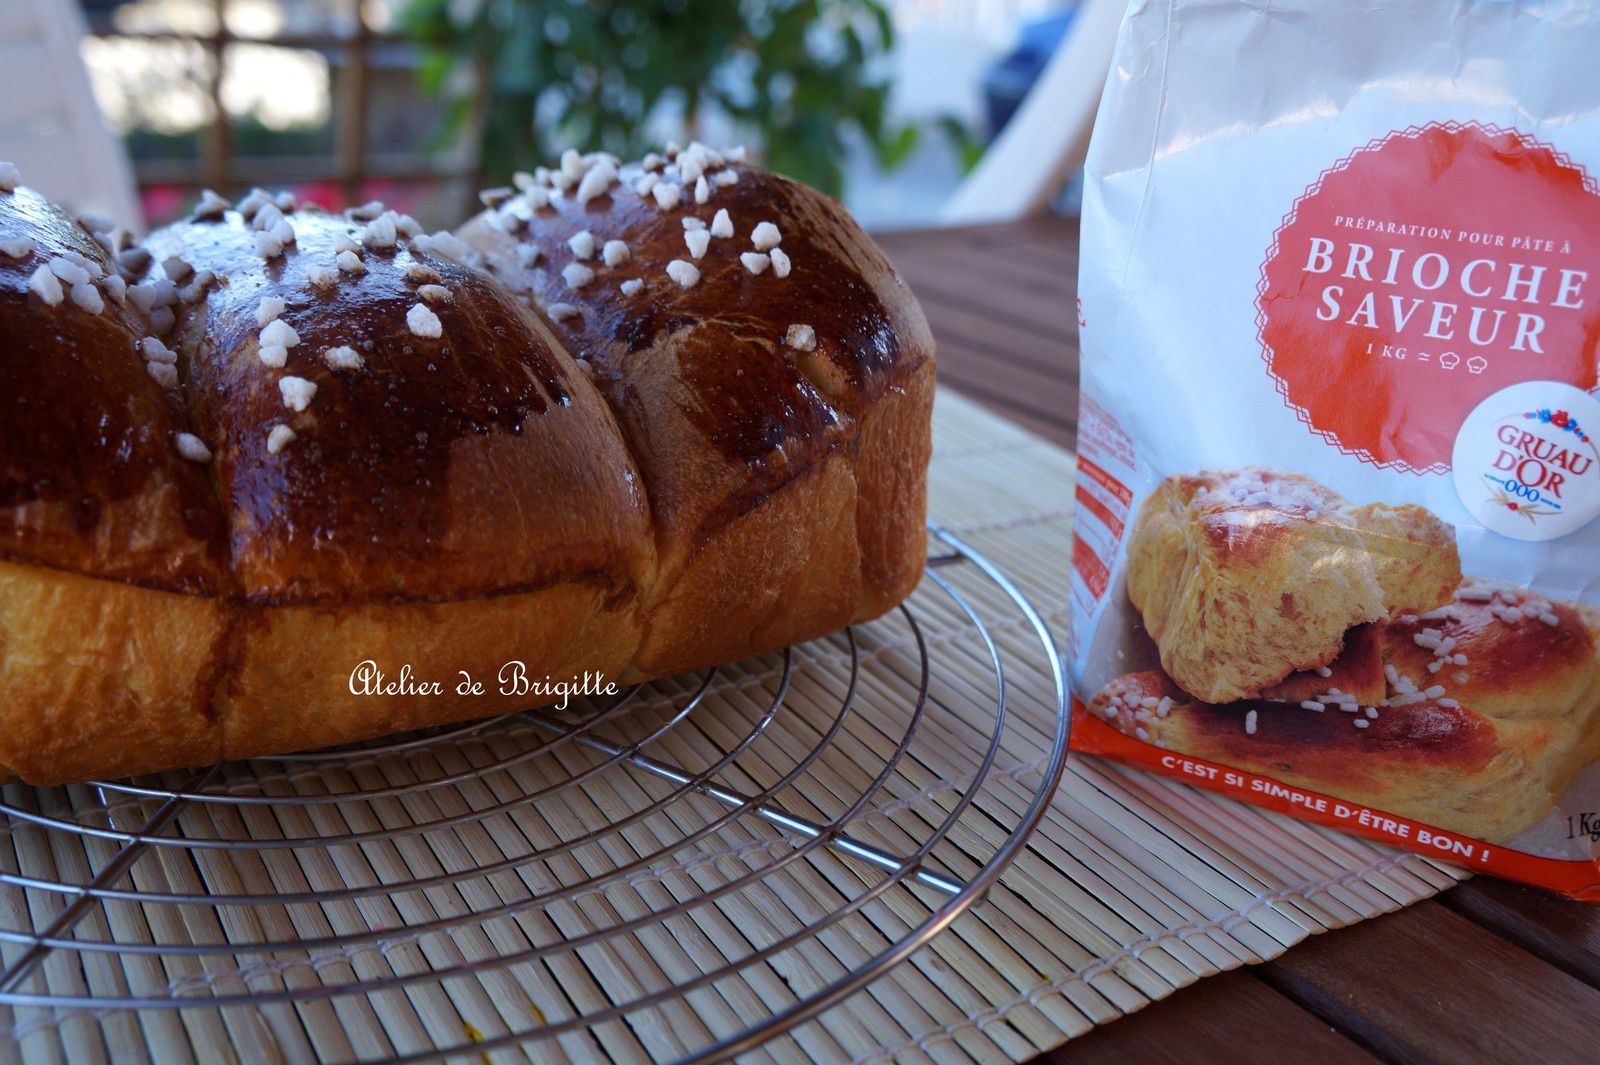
(937, 114, 988, 174)
(875, 123, 919, 170)
(396, 0, 945, 199)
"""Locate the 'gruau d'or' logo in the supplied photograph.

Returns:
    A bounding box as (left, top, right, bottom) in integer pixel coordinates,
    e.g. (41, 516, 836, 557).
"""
(1453, 381, 1600, 541)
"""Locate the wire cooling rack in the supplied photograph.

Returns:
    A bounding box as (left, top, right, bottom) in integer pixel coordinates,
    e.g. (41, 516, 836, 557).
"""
(0, 524, 1068, 1063)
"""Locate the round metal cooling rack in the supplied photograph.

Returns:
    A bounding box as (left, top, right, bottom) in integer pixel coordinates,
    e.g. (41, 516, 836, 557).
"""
(0, 525, 1068, 1063)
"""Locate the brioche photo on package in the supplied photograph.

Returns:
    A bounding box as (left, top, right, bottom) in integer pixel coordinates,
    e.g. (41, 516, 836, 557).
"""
(1070, 0, 1600, 898)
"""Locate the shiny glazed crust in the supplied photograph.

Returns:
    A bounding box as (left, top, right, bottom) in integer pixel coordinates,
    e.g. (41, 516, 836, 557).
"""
(454, 161, 935, 668)
(0, 188, 227, 590)
(0, 154, 935, 785)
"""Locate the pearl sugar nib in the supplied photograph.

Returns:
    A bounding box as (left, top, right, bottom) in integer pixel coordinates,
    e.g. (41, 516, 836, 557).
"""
(784, 324, 817, 351)
(279, 376, 317, 411)
(266, 424, 296, 454)
(406, 302, 443, 338)
(175, 432, 212, 463)
(324, 345, 364, 370)
(666, 259, 700, 289)
(751, 221, 781, 251)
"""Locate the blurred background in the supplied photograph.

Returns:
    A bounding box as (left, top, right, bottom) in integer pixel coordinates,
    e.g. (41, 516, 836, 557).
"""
(68, 0, 1077, 229)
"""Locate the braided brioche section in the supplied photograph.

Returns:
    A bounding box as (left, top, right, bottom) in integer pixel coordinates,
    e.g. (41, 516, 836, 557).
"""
(0, 146, 934, 784)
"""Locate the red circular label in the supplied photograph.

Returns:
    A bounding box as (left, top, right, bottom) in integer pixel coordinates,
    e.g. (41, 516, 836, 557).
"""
(1257, 122, 1600, 474)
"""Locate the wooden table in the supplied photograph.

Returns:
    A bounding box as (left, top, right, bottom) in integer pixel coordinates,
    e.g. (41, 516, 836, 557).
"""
(873, 218, 1600, 1064)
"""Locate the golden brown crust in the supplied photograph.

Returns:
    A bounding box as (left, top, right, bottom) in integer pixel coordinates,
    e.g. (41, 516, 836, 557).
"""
(1090, 670, 1526, 839)
(1126, 467, 1461, 703)
(1259, 623, 1385, 706)
(0, 551, 641, 785)
(218, 579, 641, 761)
(1382, 578, 1600, 780)
(1384, 579, 1598, 722)
(630, 453, 860, 679)
(0, 557, 229, 783)
(1095, 669, 1499, 778)
(1093, 579, 1600, 843)
(848, 370, 934, 618)
(455, 164, 933, 551)
(0, 156, 935, 785)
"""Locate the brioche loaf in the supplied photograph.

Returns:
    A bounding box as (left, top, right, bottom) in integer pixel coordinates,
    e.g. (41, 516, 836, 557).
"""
(0, 146, 934, 785)
(1125, 467, 1462, 703)
(1092, 579, 1600, 842)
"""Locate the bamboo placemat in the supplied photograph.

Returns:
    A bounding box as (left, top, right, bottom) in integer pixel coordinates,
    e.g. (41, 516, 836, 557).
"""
(0, 389, 1465, 1064)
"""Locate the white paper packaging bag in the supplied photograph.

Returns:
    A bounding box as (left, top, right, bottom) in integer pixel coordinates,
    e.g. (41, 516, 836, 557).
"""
(1072, 0, 1600, 897)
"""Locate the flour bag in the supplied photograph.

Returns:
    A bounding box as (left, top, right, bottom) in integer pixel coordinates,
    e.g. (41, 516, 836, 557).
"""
(1072, 0, 1600, 897)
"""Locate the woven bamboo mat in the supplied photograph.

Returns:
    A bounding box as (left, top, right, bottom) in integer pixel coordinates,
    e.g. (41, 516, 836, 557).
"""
(0, 389, 1465, 1064)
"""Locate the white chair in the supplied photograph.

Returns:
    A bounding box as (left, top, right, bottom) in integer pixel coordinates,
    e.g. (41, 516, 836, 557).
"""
(941, 0, 1125, 225)
(0, 0, 142, 228)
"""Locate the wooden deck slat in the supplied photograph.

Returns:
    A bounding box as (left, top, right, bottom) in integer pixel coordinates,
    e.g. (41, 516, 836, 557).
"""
(876, 214, 1600, 1064)
(896, 257, 1075, 350)
(880, 220, 1078, 451)
(1258, 903, 1600, 1063)
(1440, 880, 1600, 989)
(923, 340, 1074, 429)
(880, 231, 1073, 323)
(892, 237, 1076, 292)
(894, 275, 1069, 348)
(917, 305, 1072, 387)
(1061, 971, 1380, 1065)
